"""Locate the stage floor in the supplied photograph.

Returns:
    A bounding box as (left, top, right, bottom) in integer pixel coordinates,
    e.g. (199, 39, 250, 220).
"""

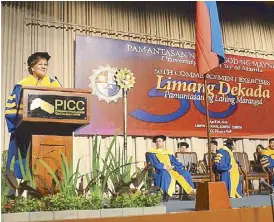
(164, 194, 272, 213)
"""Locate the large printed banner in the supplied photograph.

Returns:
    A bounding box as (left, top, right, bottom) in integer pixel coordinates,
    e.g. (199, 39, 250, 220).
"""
(75, 35, 274, 139)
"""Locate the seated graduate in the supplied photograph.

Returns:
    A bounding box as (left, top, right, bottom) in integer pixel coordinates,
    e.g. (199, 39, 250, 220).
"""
(5, 52, 61, 179)
(177, 142, 190, 152)
(146, 135, 195, 201)
(265, 138, 274, 151)
(176, 141, 194, 172)
(255, 145, 265, 159)
(260, 138, 274, 184)
(213, 139, 242, 198)
(203, 140, 218, 167)
(252, 144, 265, 172)
(256, 144, 265, 154)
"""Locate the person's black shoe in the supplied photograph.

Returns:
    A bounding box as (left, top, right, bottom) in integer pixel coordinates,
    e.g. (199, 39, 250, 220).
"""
(163, 192, 169, 202)
(181, 193, 195, 201)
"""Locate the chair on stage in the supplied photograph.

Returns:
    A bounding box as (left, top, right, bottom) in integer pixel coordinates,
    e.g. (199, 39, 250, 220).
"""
(203, 153, 217, 172)
(144, 152, 155, 187)
(233, 152, 269, 196)
(175, 152, 210, 200)
(250, 152, 265, 175)
(253, 152, 260, 165)
(203, 152, 220, 181)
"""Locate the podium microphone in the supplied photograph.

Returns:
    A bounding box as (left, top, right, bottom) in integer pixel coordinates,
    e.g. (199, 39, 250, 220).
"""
(54, 76, 63, 87)
(260, 178, 274, 222)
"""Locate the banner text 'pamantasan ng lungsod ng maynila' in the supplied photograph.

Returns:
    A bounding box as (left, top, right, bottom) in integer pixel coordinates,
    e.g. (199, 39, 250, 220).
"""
(75, 35, 274, 139)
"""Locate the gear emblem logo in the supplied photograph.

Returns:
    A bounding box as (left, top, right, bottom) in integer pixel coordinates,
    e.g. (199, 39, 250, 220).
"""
(89, 65, 122, 103)
(115, 68, 135, 90)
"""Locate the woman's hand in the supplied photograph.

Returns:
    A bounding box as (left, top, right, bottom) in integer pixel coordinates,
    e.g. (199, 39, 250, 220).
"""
(164, 165, 174, 170)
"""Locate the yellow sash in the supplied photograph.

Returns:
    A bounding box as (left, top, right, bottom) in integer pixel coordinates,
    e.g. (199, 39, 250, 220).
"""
(18, 74, 60, 87)
(265, 146, 273, 151)
(221, 146, 241, 198)
(261, 149, 274, 157)
(149, 148, 193, 196)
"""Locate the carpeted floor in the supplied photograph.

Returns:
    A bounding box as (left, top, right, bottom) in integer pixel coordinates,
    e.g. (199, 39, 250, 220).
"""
(164, 195, 273, 213)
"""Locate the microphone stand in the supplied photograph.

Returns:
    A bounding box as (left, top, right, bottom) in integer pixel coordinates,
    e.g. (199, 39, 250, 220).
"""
(263, 179, 274, 222)
(270, 187, 274, 222)
(54, 76, 63, 87)
(260, 179, 274, 221)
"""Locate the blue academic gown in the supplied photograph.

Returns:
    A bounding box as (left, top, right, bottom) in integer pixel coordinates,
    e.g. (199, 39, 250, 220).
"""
(5, 74, 60, 178)
(146, 148, 194, 196)
(260, 150, 274, 185)
(213, 146, 242, 198)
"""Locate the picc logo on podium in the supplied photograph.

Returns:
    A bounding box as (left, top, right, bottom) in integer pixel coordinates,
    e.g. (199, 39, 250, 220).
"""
(28, 94, 87, 119)
(30, 98, 55, 114)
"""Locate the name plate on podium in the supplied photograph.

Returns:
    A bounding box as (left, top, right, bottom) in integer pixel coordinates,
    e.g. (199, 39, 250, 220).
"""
(16, 86, 91, 134)
(27, 94, 87, 120)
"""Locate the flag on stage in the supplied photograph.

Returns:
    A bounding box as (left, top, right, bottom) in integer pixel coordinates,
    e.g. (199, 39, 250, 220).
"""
(195, 1, 225, 75)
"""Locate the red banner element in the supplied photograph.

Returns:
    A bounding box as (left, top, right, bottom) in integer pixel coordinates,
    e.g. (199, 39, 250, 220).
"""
(75, 35, 274, 139)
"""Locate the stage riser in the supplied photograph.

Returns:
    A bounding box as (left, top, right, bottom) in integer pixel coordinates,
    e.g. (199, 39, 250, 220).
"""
(45, 206, 272, 222)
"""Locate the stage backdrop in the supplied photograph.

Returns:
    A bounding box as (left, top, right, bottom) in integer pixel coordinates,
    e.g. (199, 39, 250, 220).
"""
(75, 35, 274, 139)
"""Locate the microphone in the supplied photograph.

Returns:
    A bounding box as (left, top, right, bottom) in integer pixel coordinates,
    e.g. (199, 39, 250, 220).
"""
(260, 178, 273, 192)
(54, 76, 63, 87)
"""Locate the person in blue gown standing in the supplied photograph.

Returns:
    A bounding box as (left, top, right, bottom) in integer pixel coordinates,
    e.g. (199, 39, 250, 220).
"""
(213, 139, 242, 198)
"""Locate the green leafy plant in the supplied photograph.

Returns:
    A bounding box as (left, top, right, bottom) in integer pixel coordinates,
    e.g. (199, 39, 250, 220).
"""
(2, 151, 16, 192)
(37, 152, 82, 194)
(38, 138, 119, 197)
(84, 135, 103, 198)
(1, 150, 8, 186)
(82, 134, 150, 198)
(106, 191, 162, 208)
(2, 150, 43, 213)
(4, 146, 43, 198)
(6, 191, 161, 213)
(1, 134, 163, 213)
(44, 186, 102, 211)
(1, 151, 12, 213)
(4, 169, 43, 199)
(17, 144, 37, 189)
(35, 133, 150, 199)
(84, 134, 125, 197)
(104, 145, 149, 195)
(8, 197, 46, 213)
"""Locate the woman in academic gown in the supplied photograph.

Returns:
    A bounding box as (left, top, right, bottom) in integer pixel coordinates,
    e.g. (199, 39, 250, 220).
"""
(5, 52, 61, 178)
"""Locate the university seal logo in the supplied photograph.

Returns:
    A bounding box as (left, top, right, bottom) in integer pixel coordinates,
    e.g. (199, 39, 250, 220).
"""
(89, 65, 122, 103)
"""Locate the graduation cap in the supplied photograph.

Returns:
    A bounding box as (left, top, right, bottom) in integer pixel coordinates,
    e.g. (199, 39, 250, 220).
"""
(224, 139, 234, 146)
(177, 142, 189, 149)
(27, 52, 51, 67)
(152, 135, 166, 143)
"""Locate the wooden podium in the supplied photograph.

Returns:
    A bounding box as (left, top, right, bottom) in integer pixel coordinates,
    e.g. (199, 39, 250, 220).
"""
(195, 182, 231, 211)
(16, 86, 90, 194)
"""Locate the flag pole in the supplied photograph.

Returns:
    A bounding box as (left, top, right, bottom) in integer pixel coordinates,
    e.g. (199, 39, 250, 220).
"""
(204, 74, 214, 182)
(123, 88, 128, 165)
(195, 2, 231, 211)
